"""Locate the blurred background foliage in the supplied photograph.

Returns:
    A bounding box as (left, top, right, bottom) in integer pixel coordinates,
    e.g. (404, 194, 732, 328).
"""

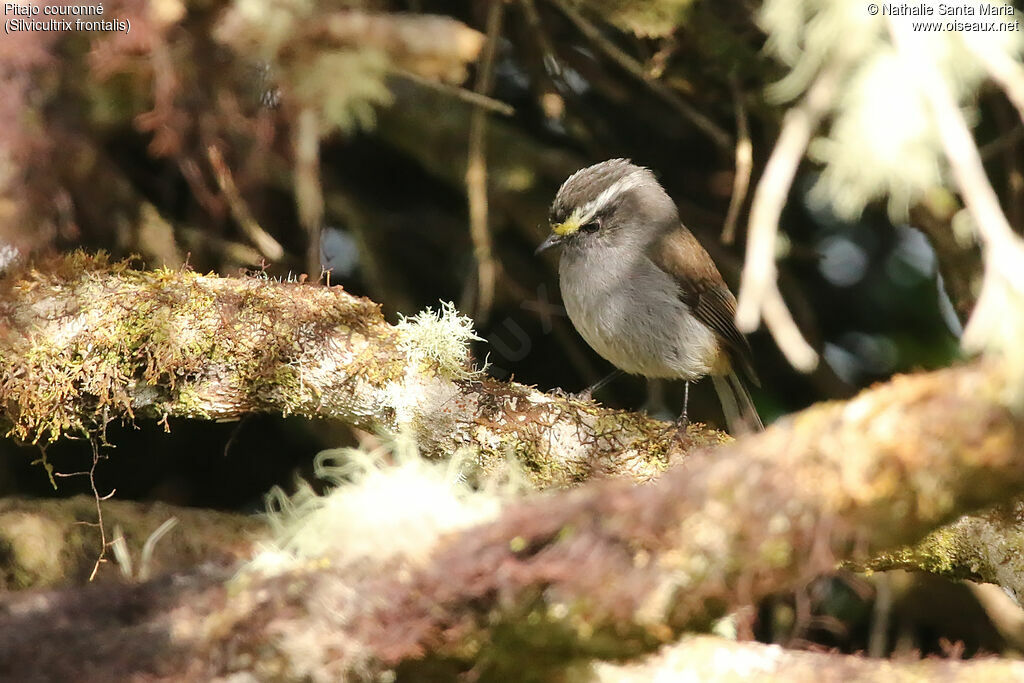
(1, 0, 1020, 659)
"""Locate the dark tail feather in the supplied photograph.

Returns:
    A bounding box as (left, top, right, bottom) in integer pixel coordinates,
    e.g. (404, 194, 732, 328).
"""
(711, 371, 763, 435)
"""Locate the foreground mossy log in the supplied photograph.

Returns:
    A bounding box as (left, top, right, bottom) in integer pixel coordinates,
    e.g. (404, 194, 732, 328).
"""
(2, 358, 1024, 678)
(0, 254, 715, 486)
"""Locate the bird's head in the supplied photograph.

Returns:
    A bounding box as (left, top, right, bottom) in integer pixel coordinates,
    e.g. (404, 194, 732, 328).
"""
(536, 158, 677, 255)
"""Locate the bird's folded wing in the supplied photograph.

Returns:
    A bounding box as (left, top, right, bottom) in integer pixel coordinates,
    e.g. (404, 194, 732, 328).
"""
(647, 226, 760, 386)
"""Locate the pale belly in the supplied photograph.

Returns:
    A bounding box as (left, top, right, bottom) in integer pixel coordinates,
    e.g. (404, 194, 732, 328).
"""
(559, 257, 721, 380)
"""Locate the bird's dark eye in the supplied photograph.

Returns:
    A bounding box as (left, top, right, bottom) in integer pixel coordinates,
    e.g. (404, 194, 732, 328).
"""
(581, 220, 600, 233)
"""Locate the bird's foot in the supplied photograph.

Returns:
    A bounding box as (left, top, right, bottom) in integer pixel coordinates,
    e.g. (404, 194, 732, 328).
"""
(676, 412, 689, 428)
(548, 386, 595, 403)
(573, 370, 623, 403)
(673, 414, 689, 436)
(557, 388, 598, 403)
(570, 387, 595, 402)
(669, 416, 694, 447)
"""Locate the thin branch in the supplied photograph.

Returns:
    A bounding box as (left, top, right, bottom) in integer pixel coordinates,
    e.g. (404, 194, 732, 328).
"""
(855, 500, 1024, 604)
(392, 68, 514, 116)
(53, 439, 115, 581)
(721, 74, 753, 244)
(464, 0, 504, 322)
(908, 192, 982, 323)
(735, 65, 840, 371)
(207, 146, 285, 262)
(763, 285, 817, 372)
(178, 156, 221, 218)
(138, 517, 180, 581)
(519, 0, 561, 77)
(293, 107, 324, 277)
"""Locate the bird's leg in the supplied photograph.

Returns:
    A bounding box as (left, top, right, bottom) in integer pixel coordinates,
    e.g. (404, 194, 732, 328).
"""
(677, 380, 690, 428)
(573, 369, 623, 401)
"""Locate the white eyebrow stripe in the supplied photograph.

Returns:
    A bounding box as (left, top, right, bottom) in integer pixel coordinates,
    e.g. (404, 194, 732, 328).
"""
(570, 171, 643, 226)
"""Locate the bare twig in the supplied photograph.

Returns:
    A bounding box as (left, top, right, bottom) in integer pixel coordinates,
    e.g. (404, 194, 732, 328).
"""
(207, 146, 285, 262)
(465, 0, 504, 322)
(293, 107, 324, 277)
(178, 156, 221, 218)
(722, 75, 753, 244)
(54, 439, 116, 581)
(110, 526, 133, 579)
(519, 0, 561, 76)
(392, 68, 514, 116)
(908, 192, 982, 323)
(550, 0, 732, 151)
(734, 65, 840, 372)
(763, 285, 817, 371)
(138, 517, 180, 581)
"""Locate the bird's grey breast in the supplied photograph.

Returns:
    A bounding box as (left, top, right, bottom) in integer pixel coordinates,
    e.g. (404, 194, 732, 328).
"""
(558, 240, 719, 379)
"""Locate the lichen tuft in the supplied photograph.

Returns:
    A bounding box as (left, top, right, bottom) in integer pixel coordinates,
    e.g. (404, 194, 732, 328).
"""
(395, 301, 485, 379)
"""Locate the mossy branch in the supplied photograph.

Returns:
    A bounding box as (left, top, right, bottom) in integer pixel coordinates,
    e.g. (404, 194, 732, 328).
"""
(0, 254, 722, 487)
(856, 500, 1024, 600)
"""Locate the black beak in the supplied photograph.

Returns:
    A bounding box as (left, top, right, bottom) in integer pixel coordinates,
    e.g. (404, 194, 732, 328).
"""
(535, 233, 565, 255)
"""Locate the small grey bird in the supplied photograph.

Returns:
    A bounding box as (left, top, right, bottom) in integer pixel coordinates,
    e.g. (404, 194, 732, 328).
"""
(536, 159, 763, 433)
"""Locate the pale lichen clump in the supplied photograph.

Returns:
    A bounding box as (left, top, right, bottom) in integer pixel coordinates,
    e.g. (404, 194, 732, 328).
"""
(394, 301, 485, 380)
(252, 436, 509, 572)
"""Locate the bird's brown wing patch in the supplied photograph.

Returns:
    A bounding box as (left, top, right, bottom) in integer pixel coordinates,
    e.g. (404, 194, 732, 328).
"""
(648, 226, 760, 386)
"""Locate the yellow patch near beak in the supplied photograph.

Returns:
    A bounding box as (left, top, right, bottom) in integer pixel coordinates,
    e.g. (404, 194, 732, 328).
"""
(552, 217, 580, 236)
